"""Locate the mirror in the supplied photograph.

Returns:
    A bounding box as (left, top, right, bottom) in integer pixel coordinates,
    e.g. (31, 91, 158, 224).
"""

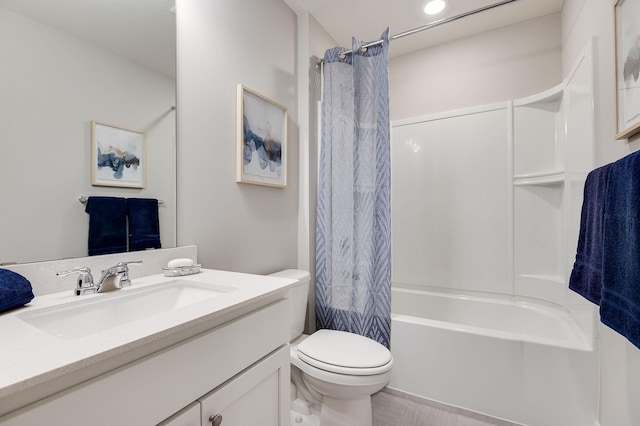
(0, 0, 177, 264)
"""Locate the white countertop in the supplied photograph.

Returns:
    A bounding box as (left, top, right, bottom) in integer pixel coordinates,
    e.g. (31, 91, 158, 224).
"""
(0, 269, 298, 415)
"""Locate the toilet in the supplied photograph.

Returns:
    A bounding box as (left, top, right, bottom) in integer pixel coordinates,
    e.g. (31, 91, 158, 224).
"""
(270, 270, 393, 426)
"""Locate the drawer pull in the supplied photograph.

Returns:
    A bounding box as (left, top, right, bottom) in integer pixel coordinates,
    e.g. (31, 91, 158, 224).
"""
(209, 414, 223, 426)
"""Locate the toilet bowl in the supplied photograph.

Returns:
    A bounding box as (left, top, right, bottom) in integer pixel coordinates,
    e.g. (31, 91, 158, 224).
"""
(269, 270, 393, 426)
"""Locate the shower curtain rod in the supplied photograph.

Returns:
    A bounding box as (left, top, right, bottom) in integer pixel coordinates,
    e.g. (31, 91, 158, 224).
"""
(332, 0, 519, 58)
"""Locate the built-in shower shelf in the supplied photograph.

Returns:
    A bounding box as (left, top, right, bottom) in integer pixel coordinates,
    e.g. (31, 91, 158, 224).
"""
(517, 274, 565, 285)
(513, 171, 565, 186)
(512, 79, 567, 306)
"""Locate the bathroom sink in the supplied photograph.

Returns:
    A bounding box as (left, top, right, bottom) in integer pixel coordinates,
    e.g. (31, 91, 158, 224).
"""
(18, 280, 234, 339)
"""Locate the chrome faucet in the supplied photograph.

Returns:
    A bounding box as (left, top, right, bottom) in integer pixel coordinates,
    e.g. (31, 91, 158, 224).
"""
(57, 266, 96, 296)
(57, 261, 142, 295)
(96, 261, 142, 290)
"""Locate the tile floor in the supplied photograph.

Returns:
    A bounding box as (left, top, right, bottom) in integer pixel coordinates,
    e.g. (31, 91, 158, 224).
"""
(372, 389, 522, 426)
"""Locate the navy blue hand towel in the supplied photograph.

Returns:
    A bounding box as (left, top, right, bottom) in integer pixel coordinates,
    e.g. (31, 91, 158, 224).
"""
(85, 196, 127, 256)
(568, 163, 612, 305)
(127, 198, 161, 252)
(0, 269, 34, 313)
(601, 151, 640, 349)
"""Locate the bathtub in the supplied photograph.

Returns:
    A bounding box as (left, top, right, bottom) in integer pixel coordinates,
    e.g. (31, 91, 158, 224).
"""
(388, 285, 599, 426)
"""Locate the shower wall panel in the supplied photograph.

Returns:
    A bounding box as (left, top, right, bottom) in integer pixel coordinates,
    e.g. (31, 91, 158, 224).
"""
(391, 105, 511, 295)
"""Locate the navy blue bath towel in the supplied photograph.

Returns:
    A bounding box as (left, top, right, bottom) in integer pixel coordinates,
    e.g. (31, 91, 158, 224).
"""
(127, 198, 161, 252)
(0, 269, 34, 313)
(601, 151, 640, 349)
(85, 196, 127, 256)
(568, 163, 612, 305)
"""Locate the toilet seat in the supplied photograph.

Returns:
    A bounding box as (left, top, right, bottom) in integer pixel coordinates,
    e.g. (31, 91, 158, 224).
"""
(296, 329, 393, 376)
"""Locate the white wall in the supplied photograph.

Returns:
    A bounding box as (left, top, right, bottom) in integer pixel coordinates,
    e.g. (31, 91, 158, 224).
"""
(0, 7, 176, 264)
(175, 0, 298, 274)
(390, 13, 562, 120)
(562, 1, 640, 425)
(309, 14, 338, 59)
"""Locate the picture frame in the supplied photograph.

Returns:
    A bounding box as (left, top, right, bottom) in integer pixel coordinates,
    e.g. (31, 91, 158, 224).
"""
(237, 84, 287, 188)
(91, 121, 146, 188)
(614, 0, 640, 139)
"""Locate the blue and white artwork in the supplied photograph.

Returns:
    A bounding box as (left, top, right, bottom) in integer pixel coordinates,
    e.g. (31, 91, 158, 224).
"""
(92, 122, 145, 188)
(616, 0, 640, 138)
(237, 86, 287, 187)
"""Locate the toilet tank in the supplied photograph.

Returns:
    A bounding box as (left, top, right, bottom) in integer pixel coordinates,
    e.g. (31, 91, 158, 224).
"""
(269, 269, 310, 341)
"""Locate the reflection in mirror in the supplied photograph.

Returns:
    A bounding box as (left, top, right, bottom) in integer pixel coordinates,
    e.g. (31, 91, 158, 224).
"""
(0, 0, 177, 264)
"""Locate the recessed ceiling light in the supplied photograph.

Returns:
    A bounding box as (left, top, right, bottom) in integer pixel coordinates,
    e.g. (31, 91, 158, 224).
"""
(424, 0, 446, 15)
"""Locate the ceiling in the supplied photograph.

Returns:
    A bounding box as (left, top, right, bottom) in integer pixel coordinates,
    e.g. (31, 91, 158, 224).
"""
(298, 0, 565, 58)
(0, 0, 564, 78)
(0, 0, 176, 78)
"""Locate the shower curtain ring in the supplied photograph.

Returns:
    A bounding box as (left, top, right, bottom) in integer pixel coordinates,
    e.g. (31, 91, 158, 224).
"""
(360, 46, 368, 53)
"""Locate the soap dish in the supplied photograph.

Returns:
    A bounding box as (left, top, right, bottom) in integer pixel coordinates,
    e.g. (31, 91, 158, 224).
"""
(162, 264, 201, 277)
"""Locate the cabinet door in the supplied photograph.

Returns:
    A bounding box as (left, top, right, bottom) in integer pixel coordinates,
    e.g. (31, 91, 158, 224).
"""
(199, 346, 290, 426)
(157, 402, 201, 426)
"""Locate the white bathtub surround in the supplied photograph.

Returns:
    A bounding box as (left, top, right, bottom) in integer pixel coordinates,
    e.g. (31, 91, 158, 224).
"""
(392, 102, 511, 296)
(389, 285, 598, 425)
(389, 41, 598, 425)
(391, 39, 595, 314)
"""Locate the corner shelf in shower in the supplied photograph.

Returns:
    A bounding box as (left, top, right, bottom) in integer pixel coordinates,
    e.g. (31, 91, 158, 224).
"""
(513, 170, 565, 186)
(512, 82, 566, 305)
(517, 274, 565, 285)
(513, 181, 565, 304)
(512, 83, 565, 179)
(511, 40, 596, 309)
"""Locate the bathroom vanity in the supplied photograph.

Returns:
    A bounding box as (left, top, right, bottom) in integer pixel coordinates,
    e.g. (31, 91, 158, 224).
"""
(0, 268, 298, 425)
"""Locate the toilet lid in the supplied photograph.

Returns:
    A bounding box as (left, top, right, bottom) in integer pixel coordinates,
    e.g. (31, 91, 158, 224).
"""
(297, 329, 392, 376)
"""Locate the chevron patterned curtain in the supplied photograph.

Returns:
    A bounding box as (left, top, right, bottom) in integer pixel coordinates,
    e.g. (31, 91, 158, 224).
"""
(315, 29, 392, 348)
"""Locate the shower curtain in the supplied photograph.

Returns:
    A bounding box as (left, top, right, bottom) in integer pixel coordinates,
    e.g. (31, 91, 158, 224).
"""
(315, 29, 392, 348)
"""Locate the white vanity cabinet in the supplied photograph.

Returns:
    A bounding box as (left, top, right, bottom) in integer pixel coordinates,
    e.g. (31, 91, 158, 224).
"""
(0, 298, 291, 426)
